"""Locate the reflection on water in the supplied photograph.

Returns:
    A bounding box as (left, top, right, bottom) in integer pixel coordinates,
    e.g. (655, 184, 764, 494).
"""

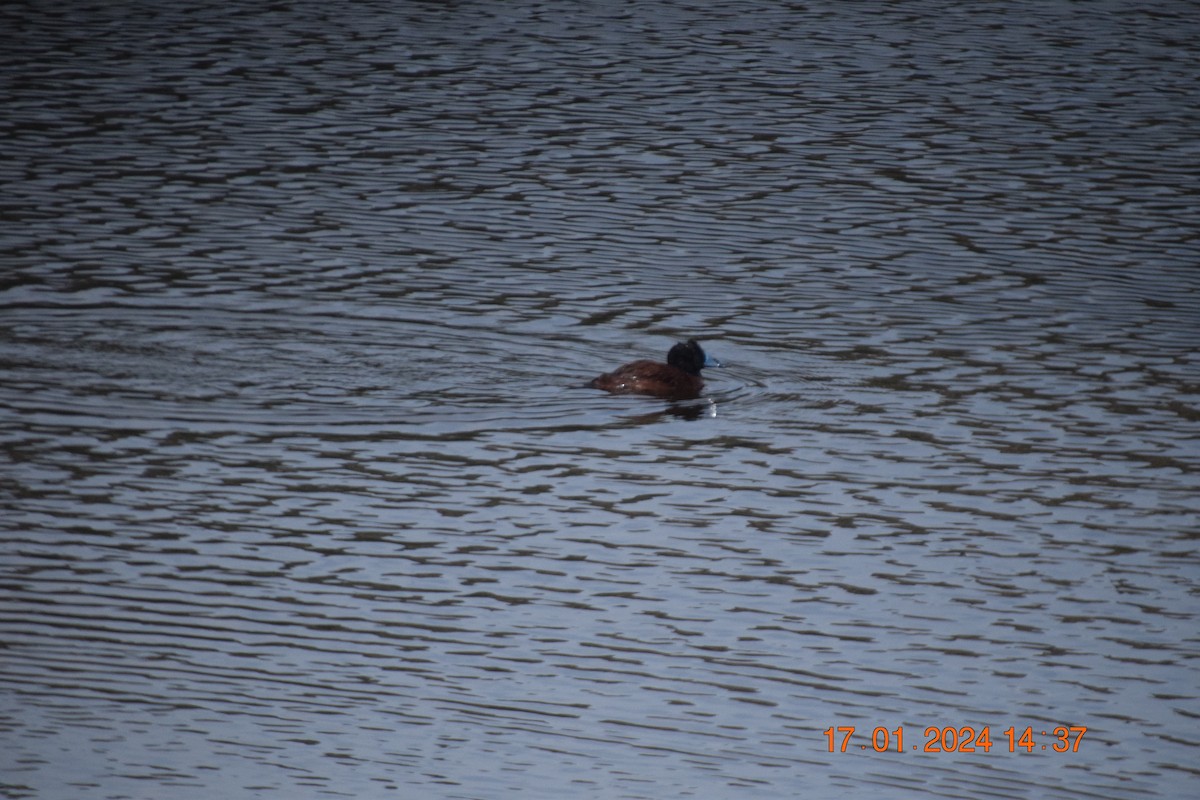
(2, 0, 1198, 798)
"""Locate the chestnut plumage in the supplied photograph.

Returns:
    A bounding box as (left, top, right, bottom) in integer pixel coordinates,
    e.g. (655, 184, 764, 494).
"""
(588, 339, 721, 400)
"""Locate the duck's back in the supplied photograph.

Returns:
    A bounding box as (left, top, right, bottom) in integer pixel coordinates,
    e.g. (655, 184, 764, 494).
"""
(588, 360, 703, 399)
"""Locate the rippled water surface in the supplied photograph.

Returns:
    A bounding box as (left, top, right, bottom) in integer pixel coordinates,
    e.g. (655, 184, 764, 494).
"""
(3, 1, 1199, 798)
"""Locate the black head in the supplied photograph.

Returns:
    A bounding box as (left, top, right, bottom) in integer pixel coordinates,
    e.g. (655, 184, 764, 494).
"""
(667, 339, 713, 376)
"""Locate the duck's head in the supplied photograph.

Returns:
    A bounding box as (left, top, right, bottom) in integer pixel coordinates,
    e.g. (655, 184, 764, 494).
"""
(667, 339, 722, 376)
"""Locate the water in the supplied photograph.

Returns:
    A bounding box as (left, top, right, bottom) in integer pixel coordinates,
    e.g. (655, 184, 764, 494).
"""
(2, 0, 1198, 798)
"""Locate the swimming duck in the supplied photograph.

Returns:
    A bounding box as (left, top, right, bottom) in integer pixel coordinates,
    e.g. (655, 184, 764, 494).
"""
(588, 339, 721, 400)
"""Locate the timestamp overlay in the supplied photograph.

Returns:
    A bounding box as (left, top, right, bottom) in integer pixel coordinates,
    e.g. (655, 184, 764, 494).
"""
(824, 726, 1088, 755)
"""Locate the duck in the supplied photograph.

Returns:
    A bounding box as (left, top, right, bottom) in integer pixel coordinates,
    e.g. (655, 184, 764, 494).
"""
(588, 339, 721, 400)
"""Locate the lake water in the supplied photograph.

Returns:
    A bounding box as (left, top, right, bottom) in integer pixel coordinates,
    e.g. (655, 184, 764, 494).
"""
(2, 1, 1198, 798)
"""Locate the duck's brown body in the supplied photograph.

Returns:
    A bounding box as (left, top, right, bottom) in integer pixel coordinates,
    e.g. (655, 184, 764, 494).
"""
(588, 339, 719, 401)
(588, 360, 705, 400)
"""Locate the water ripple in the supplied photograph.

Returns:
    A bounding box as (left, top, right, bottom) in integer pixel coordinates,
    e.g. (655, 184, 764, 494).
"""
(3, 1, 1199, 798)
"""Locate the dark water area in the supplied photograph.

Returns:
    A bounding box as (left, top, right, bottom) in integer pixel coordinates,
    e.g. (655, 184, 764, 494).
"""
(2, 0, 1198, 798)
